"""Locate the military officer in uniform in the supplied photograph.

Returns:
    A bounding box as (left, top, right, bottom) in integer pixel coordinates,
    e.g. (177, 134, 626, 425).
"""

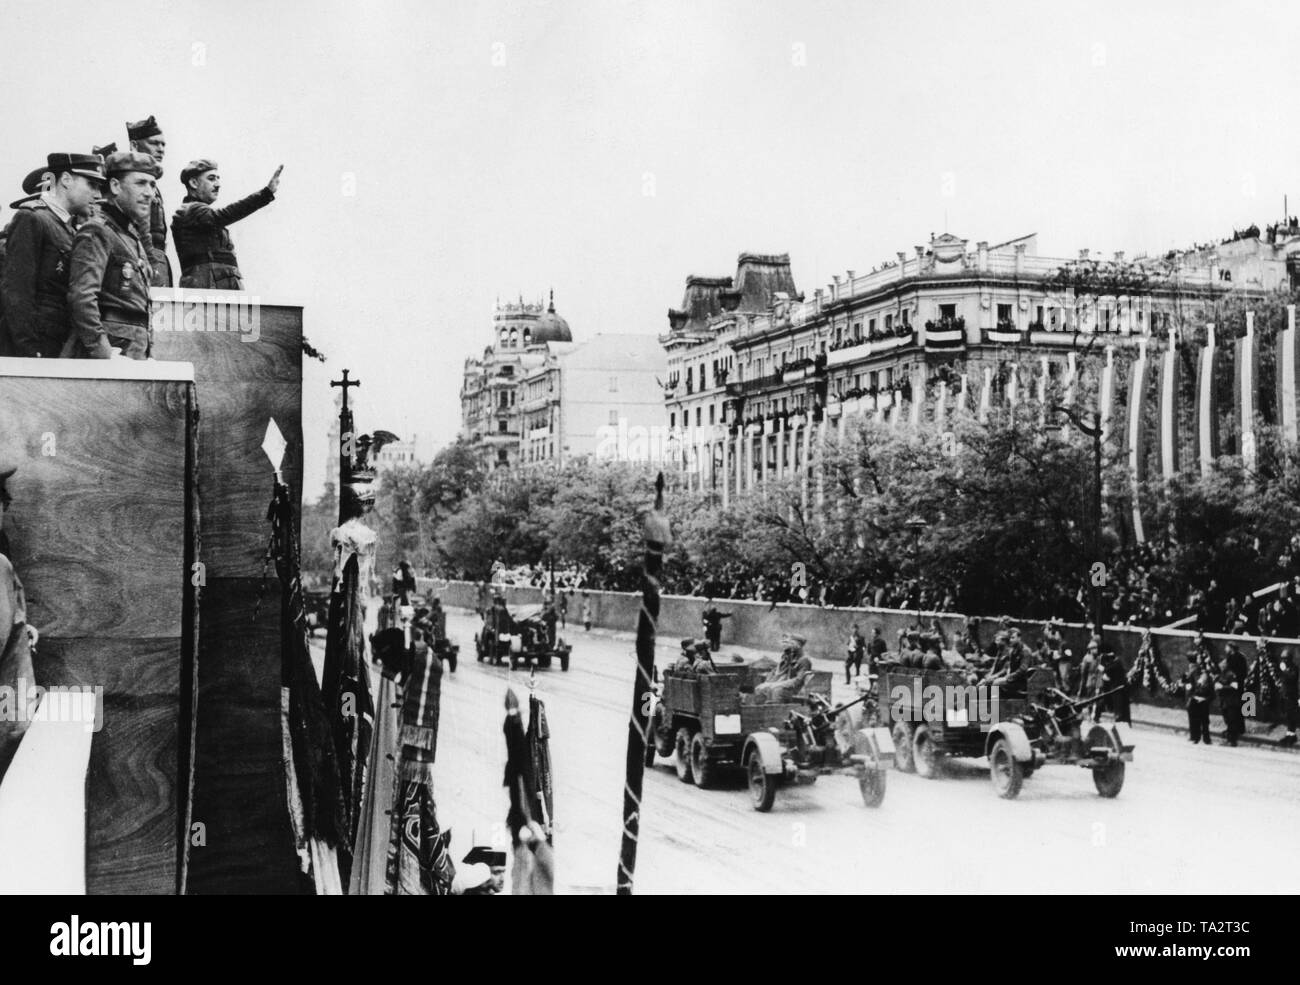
(1, 154, 105, 357)
(701, 598, 732, 652)
(172, 159, 282, 289)
(1, 167, 54, 353)
(66, 151, 158, 359)
(126, 116, 172, 286)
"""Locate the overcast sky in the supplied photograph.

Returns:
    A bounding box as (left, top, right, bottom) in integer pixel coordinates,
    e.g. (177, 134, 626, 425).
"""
(3, 0, 1297, 499)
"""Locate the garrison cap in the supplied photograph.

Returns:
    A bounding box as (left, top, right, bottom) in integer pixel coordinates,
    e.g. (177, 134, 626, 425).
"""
(104, 151, 161, 179)
(126, 115, 162, 140)
(181, 159, 218, 185)
(46, 153, 107, 183)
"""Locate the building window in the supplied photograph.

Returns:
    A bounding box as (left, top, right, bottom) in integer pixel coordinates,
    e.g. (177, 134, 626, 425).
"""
(499, 420, 508, 433)
(940, 303, 957, 320)
(609, 375, 619, 392)
(686, 367, 694, 394)
(498, 450, 508, 463)
(609, 410, 619, 426)
(709, 404, 715, 425)
(867, 318, 875, 338)
(885, 313, 894, 332)
(997, 303, 1012, 323)
(696, 407, 702, 427)
(670, 412, 676, 429)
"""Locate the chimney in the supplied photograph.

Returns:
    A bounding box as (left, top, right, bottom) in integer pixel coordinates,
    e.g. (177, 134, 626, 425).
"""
(814, 287, 824, 312)
(976, 241, 989, 271)
(1014, 242, 1026, 276)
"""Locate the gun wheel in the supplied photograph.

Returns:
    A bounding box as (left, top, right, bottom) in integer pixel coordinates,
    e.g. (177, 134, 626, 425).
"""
(989, 739, 1024, 799)
(858, 768, 887, 808)
(892, 721, 915, 773)
(746, 747, 777, 812)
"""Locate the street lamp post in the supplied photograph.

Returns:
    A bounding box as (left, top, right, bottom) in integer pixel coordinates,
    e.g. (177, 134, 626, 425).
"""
(1051, 405, 1105, 637)
(904, 514, 928, 608)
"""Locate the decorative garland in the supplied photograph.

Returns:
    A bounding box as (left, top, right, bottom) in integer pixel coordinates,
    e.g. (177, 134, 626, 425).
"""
(1127, 632, 1179, 696)
(1244, 639, 1283, 709)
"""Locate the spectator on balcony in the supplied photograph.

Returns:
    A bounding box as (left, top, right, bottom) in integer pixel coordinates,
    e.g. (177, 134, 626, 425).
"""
(172, 159, 281, 290)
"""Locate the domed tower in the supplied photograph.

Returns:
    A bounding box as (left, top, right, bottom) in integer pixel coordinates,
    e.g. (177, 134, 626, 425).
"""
(531, 289, 572, 345)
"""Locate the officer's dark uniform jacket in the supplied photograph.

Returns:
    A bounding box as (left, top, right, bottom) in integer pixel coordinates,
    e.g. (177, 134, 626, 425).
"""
(67, 201, 153, 356)
(1, 199, 77, 357)
(171, 186, 274, 290)
(141, 190, 172, 287)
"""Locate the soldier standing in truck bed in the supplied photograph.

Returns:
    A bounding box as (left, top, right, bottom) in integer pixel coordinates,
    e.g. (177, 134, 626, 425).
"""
(171, 159, 282, 289)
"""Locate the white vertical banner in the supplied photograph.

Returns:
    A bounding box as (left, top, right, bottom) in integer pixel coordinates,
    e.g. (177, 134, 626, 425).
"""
(1159, 327, 1179, 479)
(935, 381, 949, 433)
(1006, 364, 1019, 408)
(1196, 324, 1218, 477)
(956, 373, 969, 416)
(1037, 355, 1049, 425)
(1099, 346, 1116, 446)
(1127, 337, 1150, 544)
(1063, 351, 1078, 408)
(909, 371, 923, 429)
(1278, 305, 1298, 445)
(888, 391, 902, 429)
(978, 367, 992, 423)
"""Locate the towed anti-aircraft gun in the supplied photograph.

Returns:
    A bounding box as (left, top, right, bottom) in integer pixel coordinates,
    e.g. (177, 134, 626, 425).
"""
(885, 666, 1135, 800)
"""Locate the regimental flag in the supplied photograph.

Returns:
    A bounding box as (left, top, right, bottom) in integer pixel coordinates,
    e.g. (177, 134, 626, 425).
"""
(978, 367, 992, 423)
(1194, 324, 1220, 475)
(1126, 339, 1151, 543)
(935, 381, 949, 432)
(1098, 346, 1117, 447)
(1155, 328, 1180, 479)
(1276, 305, 1299, 446)
(1235, 313, 1259, 471)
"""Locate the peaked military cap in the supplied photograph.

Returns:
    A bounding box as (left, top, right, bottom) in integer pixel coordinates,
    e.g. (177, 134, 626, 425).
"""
(104, 151, 161, 179)
(126, 115, 162, 140)
(462, 846, 506, 867)
(46, 153, 106, 183)
(20, 167, 49, 195)
(180, 159, 218, 185)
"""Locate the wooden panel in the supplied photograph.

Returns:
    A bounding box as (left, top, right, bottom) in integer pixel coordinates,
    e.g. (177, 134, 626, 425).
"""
(0, 378, 189, 637)
(193, 382, 302, 578)
(152, 300, 304, 893)
(152, 301, 302, 382)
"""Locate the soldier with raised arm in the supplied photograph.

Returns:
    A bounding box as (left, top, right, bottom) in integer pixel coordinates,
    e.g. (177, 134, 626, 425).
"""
(171, 160, 282, 289)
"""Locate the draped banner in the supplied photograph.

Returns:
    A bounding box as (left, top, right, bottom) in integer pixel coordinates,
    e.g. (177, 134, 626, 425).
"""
(1156, 327, 1180, 479)
(1063, 352, 1078, 408)
(1195, 323, 1220, 476)
(1099, 346, 1116, 446)
(1276, 305, 1299, 446)
(978, 367, 992, 423)
(1235, 313, 1258, 472)
(1126, 339, 1150, 543)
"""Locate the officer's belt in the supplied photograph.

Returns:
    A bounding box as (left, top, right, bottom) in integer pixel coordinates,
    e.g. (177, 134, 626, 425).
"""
(179, 251, 238, 268)
(100, 306, 150, 328)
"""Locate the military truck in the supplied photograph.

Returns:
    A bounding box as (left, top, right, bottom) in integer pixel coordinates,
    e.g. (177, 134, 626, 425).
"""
(649, 663, 894, 811)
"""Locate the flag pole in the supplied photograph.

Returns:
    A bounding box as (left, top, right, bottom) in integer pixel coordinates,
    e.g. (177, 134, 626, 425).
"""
(617, 472, 669, 895)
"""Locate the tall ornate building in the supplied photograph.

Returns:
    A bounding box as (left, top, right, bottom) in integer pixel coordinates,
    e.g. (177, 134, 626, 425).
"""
(661, 225, 1300, 502)
(460, 293, 666, 469)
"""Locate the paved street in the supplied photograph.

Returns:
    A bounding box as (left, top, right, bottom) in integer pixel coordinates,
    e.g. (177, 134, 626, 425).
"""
(418, 609, 1300, 894)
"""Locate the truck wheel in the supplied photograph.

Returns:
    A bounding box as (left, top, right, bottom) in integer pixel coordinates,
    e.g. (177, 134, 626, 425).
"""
(746, 747, 777, 812)
(912, 724, 940, 779)
(674, 727, 695, 784)
(690, 732, 716, 789)
(1093, 760, 1125, 798)
(892, 721, 915, 773)
(989, 739, 1024, 799)
(653, 714, 675, 760)
(476, 636, 485, 662)
(858, 767, 887, 808)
